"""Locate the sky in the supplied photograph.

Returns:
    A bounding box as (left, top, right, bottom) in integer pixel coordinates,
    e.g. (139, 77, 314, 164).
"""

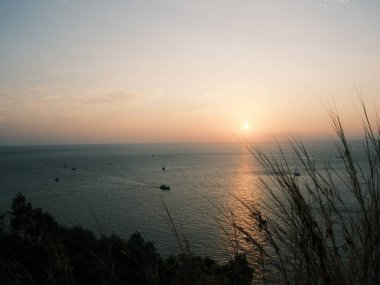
(0, 0, 379, 144)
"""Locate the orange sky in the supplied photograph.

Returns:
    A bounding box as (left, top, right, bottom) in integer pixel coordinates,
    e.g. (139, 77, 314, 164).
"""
(0, 1, 379, 144)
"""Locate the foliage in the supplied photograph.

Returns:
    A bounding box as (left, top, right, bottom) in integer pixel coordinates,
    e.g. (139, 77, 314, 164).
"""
(0, 193, 253, 285)
(231, 99, 380, 284)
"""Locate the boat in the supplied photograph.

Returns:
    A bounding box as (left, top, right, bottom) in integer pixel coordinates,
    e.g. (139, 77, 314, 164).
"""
(159, 184, 170, 190)
(161, 163, 166, 171)
(54, 170, 60, 182)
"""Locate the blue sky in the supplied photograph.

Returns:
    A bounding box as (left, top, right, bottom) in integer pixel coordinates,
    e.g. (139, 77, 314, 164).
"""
(1, 0, 379, 144)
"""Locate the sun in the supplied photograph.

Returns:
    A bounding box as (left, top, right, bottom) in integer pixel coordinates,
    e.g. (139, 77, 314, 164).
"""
(243, 122, 250, 130)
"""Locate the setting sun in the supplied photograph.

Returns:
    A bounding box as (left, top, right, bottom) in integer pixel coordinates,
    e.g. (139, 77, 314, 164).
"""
(0, 0, 379, 145)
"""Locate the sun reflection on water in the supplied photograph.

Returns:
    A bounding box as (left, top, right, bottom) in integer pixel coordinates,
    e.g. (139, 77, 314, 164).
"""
(217, 151, 263, 254)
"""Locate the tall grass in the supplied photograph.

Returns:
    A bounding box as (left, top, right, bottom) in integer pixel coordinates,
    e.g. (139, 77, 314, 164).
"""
(231, 98, 380, 284)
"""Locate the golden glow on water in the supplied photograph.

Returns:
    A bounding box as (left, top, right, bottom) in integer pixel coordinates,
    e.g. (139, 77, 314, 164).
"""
(229, 153, 259, 202)
(220, 150, 263, 256)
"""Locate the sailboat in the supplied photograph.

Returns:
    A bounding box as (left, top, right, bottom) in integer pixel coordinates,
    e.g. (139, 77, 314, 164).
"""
(161, 163, 166, 171)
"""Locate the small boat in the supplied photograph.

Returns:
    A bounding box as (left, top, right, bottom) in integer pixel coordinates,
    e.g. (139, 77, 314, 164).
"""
(159, 184, 170, 190)
(54, 170, 60, 182)
(161, 164, 166, 171)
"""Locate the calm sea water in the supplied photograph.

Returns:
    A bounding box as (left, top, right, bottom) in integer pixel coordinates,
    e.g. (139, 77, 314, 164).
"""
(0, 141, 364, 260)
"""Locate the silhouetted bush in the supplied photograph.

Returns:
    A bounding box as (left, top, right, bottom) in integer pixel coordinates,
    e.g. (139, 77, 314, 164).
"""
(0, 193, 253, 285)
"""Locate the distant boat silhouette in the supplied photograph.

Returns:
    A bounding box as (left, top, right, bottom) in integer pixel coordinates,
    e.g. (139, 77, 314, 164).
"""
(159, 184, 170, 190)
(54, 171, 59, 182)
(162, 163, 166, 171)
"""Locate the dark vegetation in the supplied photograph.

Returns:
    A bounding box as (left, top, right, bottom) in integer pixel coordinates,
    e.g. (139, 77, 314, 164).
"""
(0, 194, 253, 285)
(228, 99, 380, 284)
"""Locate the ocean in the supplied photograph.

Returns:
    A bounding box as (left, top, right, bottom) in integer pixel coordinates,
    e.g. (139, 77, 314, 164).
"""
(0, 141, 362, 261)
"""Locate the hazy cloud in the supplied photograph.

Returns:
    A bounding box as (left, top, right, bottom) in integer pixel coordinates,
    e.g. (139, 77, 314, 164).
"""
(321, 0, 351, 7)
(201, 92, 226, 99)
(48, 67, 82, 76)
(76, 88, 140, 105)
(0, 86, 165, 124)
